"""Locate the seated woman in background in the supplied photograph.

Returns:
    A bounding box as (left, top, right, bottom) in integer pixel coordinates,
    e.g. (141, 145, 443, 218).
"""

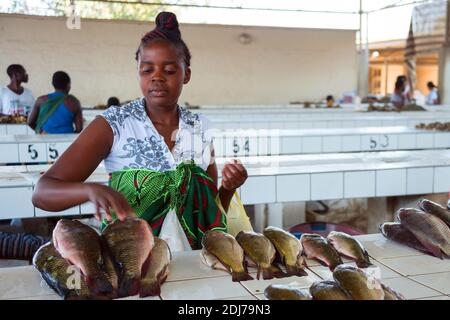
(107, 96, 120, 107)
(390, 79, 406, 108)
(28, 71, 83, 134)
(425, 81, 439, 105)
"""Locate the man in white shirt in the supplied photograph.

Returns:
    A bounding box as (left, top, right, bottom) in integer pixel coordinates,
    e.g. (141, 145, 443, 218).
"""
(0, 64, 35, 115)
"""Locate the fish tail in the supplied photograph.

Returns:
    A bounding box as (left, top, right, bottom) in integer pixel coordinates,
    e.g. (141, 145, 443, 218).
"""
(118, 275, 141, 297)
(85, 274, 113, 296)
(231, 270, 253, 282)
(139, 280, 161, 297)
(271, 265, 287, 278)
(261, 266, 274, 280)
(285, 265, 308, 277)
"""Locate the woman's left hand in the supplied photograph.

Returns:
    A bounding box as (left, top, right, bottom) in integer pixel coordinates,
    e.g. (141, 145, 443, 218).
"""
(221, 159, 248, 191)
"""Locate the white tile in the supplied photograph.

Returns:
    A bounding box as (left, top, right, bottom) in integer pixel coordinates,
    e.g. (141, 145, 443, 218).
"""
(376, 169, 406, 197)
(35, 206, 80, 217)
(240, 271, 321, 295)
(0, 144, 19, 163)
(378, 255, 450, 276)
(406, 167, 434, 195)
(398, 134, 416, 150)
(327, 121, 341, 128)
(416, 295, 450, 300)
(322, 136, 341, 153)
(116, 294, 161, 300)
(434, 132, 450, 148)
(80, 202, 96, 215)
(382, 277, 440, 300)
(312, 122, 327, 129)
(0, 266, 55, 299)
(311, 172, 343, 200)
(254, 294, 267, 300)
(276, 174, 310, 202)
(416, 134, 434, 149)
(160, 276, 249, 300)
(166, 251, 230, 282)
(361, 135, 378, 151)
(434, 166, 450, 193)
(307, 265, 333, 280)
(11, 294, 62, 300)
(0, 125, 6, 135)
(6, 125, 28, 135)
(341, 135, 361, 152)
(410, 272, 450, 294)
(280, 137, 301, 155)
(344, 171, 375, 198)
(359, 237, 425, 260)
(221, 295, 257, 300)
(18, 143, 47, 163)
(257, 136, 270, 156)
(302, 137, 321, 153)
(240, 176, 276, 205)
(379, 134, 398, 151)
(0, 187, 34, 219)
(341, 120, 355, 128)
(213, 136, 225, 157)
(269, 136, 281, 156)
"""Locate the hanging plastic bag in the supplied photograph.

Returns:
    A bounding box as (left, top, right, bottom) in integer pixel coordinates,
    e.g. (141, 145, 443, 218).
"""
(216, 192, 253, 237)
(159, 208, 192, 253)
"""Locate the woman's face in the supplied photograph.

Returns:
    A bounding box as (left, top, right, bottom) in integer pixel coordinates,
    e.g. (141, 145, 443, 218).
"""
(138, 40, 190, 109)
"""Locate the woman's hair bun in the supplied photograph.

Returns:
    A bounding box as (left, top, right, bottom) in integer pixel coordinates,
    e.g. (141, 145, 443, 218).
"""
(155, 11, 180, 40)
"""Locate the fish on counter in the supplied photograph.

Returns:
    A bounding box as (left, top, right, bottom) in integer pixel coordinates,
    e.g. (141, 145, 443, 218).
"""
(327, 231, 372, 268)
(332, 265, 384, 300)
(201, 230, 253, 282)
(418, 199, 450, 227)
(263, 226, 308, 277)
(235, 231, 283, 280)
(139, 237, 171, 297)
(397, 208, 450, 259)
(309, 280, 351, 300)
(300, 233, 343, 271)
(33, 242, 92, 300)
(381, 283, 405, 300)
(102, 217, 154, 297)
(264, 284, 312, 300)
(53, 219, 113, 296)
(380, 222, 431, 255)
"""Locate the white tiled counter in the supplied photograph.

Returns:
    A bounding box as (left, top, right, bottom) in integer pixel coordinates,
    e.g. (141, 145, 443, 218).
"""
(1, 126, 449, 164)
(1, 149, 450, 219)
(0, 234, 448, 300)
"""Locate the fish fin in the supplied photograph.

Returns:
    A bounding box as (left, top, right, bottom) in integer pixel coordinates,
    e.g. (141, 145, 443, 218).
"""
(231, 270, 253, 282)
(140, 264, 170, 298)
(417, 241, 444, 259)
(285, 265, 308, 277)
(356, 260, 374, 268)
(139, 279, 161, 297)
(271, 265, 287, 278)
(118, 276, 140, 297)
(261, 267, 274, 280)
(85, 275, 113, 296)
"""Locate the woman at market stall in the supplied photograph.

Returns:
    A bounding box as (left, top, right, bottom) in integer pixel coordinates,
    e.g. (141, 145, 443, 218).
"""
(31, 12, 248, 249)
(27, 71, 83, 134)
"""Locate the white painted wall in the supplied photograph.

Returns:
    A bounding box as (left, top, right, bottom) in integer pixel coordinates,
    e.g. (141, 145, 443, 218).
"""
(0, 14, 358, 107)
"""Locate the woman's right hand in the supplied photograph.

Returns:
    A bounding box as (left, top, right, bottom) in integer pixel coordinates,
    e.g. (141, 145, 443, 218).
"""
(85, 183, 136, 222)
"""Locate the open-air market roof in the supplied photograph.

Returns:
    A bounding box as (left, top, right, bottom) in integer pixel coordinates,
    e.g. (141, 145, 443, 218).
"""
(1, 0, 446, 43)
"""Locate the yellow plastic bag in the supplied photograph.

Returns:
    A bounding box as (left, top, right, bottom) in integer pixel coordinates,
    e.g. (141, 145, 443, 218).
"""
(216, 192, 253, 236)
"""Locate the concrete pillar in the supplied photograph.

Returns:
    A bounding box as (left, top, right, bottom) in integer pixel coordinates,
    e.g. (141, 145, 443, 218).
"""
(439, 46, 450, 104)
(357, 48, 369, 98)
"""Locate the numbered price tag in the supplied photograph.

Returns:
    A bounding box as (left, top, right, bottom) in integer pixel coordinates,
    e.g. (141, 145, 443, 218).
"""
(19, 143, 47, 163)
(46, 142, 71, 162)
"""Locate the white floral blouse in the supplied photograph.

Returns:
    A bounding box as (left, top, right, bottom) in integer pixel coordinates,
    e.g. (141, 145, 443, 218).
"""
(100, 98, 214, 173)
